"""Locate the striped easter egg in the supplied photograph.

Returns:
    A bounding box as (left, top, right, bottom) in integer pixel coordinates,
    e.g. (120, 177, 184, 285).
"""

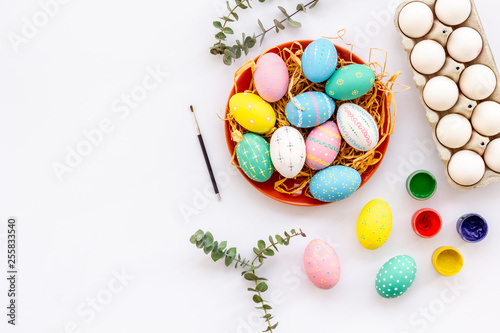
(337, 103, 379, 152)
(305, 121, 342, 170)
(285, 91, 335, 128)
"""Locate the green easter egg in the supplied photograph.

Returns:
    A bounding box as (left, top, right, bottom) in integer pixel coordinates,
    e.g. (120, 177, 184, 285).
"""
(325, 64, 376, 100)
(375, 255, 417, 299)
(236, 133, 274, 182)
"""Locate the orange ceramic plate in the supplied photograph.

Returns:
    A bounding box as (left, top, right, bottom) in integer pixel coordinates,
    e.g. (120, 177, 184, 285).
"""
(224, 40, 391, 206)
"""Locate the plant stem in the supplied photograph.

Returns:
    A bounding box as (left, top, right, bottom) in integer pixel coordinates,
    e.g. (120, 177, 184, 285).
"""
(254, 279, 273, 332)
(255, 0, 318, 39)
(216, 3, 241, 49)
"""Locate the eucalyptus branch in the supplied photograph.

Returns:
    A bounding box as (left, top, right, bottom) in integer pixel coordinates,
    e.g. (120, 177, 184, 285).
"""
(210, 0, 320, 65)
(189, 228, 307, 332)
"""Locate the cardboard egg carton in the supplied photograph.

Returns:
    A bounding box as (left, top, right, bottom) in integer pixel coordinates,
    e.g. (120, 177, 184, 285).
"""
(394, 0, 500, 190)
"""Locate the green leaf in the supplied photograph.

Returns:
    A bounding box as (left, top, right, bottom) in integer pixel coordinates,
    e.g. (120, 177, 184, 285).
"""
(220, 16, 235, 22)
(278, 6, 290, 18)
(189, 235, 197, 244)
(274, 19, 285, 32)
(263, 249, 274, 256)
(257, 19, 266, 33)
(224, 48, 236, 58)
(247, 287, 256, 292)
(244, 273, 258, 281)
(203, 232, 214, 248)
(253, 247, 261, 256)
(227, 247, 237, 258)
(225, 252, 234, 265)
(211, 250, 225, 262)
(256, 282, 268, 292)
(195, 229, 204, 241)
(223, 27, 234, 34)
(213, 21, 223, 29)
(218, 241, 227, 251)
(195, 239, 204, 248)
(244, 43, 249, 55)
(284, 231, 290, 238)
(226, 1, 232, 12)
(296, 3, 306, 12)
(262, 314, 272, 319)
(203, 244, 214, 254)
(271, 322, 278, 329)
(291, 229, 296, 234)
(231, 11, 239, 21)
(309, 0, 319, 9)
(258, 240, 266, 251)
(253, 295, 263, 303)
(275, 235, 284, 245)
(215, 32, 227, 41)
(256, 304, 272, 310)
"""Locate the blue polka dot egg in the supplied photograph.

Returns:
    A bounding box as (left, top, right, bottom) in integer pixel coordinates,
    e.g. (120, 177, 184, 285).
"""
(309, 165, 361, 202)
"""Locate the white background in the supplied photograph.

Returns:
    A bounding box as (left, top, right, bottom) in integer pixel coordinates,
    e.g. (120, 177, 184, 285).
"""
(1, 0, 499, 332)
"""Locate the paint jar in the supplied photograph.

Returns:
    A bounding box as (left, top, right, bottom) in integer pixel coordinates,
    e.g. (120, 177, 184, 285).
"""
(456, 213, 488, 243)
(406, 170, 437, 200)
(412, 208, 442, 238)
(432, 246, 463, 276)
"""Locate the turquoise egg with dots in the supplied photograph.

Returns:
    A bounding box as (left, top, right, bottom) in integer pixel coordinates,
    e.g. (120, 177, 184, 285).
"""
(302, 38, 338, 83)
(375, 255, 417, 299)
(236, 133, 274, 182)
(285, 91, 336, 128)
(325, 64, 376, 100)
(309, 165, 361, 202)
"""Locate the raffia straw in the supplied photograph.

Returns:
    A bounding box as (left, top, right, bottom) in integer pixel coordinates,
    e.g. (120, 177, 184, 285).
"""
(225, 42, 404, 196)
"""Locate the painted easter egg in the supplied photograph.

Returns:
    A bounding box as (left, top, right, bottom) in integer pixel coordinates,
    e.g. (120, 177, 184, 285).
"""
(309, 165, 361, 203)
(337, 103, 379, 151)
(325, 64, 376, 100)
(356, 199, 393, 250)
(254, 53, 289, 102)
(375, 255, 417, 299)
(285, 91, 335, 128)
(270, 126, 306, 178)
(305, 121, 342, 170)
(229, 93, 276, 134)
(302, 38, 338, 83)
(236, 133, 274, 182)
(303, 239, 341, 290)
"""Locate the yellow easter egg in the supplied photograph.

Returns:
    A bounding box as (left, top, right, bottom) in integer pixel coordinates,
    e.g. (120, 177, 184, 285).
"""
(356, 199, 392, 250)
(229, 92, 276, 134)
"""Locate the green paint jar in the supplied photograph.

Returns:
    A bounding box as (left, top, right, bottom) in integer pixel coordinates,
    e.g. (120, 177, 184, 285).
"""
(406, 170, 437, 200)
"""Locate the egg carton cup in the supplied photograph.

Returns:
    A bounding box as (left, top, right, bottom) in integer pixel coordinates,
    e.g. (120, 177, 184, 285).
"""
(395, 0, 500, 190)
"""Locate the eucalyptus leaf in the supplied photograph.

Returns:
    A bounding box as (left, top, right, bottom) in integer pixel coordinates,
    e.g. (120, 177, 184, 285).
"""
(258, 240, 266, 251)
(253, 295, 263, 303)
(278, 6, 290, 18)
(310, 0, 319, 9)
(244, 273, 258, 281)
(256, 282, 268, 292)
(213, 21, 223, 29)
(223, 27, 234, 34)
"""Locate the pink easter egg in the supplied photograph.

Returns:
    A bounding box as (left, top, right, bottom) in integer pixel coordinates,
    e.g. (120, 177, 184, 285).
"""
(303, 239, 341, 290)
(305, 121, 341, 170)
(254, 53, 289, 103)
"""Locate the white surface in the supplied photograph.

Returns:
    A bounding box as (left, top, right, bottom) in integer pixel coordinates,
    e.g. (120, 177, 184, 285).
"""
(1, 0, 500, 333)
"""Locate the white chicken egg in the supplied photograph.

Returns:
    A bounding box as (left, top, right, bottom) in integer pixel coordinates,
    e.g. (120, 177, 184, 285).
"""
(411, 40, 446, 75)
(459, 64, 497, 100)
(423, 76, 459, 111)
(447, 27, 483, 63)
(436, 114, 472, 149)
(435, 0, 472, 26)
(484, 139, 500, 173)
(398, 2, 434, 38)
(448, 150, 485, 186)
(471, 101, 500, 136)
